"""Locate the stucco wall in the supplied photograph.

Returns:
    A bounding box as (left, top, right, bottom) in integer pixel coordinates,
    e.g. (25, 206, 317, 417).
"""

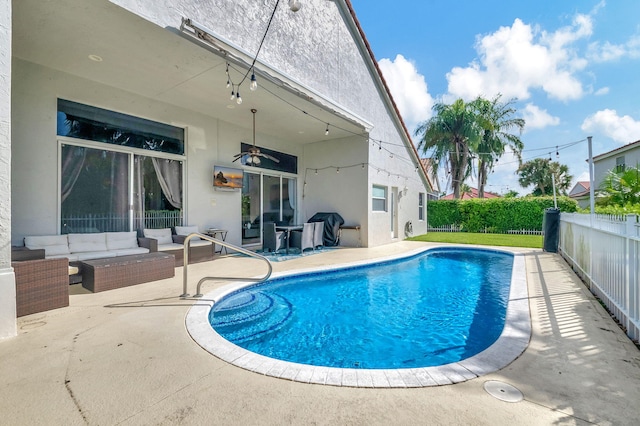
(0, 0, 16, 339)
(10, 59, 306, 247)
(110, 0, 429, 246)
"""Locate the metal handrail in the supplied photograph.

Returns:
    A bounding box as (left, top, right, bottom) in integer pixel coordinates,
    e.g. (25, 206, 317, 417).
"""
(180, 233, 272, 298)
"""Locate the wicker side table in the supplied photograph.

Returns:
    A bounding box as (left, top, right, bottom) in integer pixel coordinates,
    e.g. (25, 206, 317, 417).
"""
(80, 253, 175, 293)
(12, 258, 69, 317)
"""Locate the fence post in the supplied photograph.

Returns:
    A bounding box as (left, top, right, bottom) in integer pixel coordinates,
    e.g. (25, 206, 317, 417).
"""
(627, 215, 637, 338)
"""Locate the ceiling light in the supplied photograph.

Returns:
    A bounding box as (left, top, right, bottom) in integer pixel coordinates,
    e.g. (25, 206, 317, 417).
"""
(289, 0, 302, 12)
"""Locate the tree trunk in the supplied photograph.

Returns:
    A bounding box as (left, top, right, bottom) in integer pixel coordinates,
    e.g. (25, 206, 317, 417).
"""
(478, 160, 486, 198)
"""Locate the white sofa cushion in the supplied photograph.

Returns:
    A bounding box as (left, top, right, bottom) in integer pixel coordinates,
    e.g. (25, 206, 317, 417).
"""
(143, 228, 173, 245)
(68, 233, 108, 253)
(48, 253, 79, 262)
(24, 235, 70, 256)
(114, 247, 149, 256)
(174, 225, 201, 241)
(157, 243, 184, 252)
(76, 251, 115, 261)
(106, 231, 139, 250)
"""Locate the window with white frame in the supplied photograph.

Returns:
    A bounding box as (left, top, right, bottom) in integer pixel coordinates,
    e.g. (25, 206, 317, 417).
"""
(372, 185, 387, 212)
(418, 192, 425, 221)
(58, 100, 185, 233)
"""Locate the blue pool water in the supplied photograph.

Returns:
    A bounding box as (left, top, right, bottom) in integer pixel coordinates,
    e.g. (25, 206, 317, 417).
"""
(209, 248, 514, 369)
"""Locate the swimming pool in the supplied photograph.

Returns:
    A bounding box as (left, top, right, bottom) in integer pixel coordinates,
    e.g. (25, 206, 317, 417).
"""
(186, 246, 531, 387)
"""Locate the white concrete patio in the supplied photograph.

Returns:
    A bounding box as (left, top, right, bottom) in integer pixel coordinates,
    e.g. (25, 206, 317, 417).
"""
(1, 241, 639, 425)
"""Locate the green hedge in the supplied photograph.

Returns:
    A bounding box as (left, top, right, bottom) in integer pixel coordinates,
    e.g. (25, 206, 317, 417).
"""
(427, 196, 578, 233)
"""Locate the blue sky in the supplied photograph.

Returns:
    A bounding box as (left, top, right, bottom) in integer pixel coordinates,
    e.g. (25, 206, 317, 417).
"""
(350, 0, 640, 195)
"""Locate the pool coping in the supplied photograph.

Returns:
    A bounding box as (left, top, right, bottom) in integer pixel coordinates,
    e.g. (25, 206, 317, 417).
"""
(185, 246, 531, 388)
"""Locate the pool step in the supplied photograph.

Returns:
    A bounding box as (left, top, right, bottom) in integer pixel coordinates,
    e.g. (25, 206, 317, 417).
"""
(210, 292, 293, 343)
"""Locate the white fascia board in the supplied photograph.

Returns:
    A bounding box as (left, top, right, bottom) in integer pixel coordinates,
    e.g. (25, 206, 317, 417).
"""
(332, 2, 432, 191)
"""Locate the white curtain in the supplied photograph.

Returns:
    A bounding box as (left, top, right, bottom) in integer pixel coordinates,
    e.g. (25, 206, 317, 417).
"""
(61, 146, 86, 203)
(151, 158, 182, 209)
(287, 178, 296, 210)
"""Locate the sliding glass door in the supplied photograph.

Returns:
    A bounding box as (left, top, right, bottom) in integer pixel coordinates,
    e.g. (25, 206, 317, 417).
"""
(60, 143, 183, 233)
(61, 145, 130, 233)
(241, 172, 296, 246)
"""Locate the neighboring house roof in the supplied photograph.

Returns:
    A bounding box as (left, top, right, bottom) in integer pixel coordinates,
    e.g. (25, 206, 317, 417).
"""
(593, 139, 640, 162)
(569, 181, 591, 197)
(441, 188, 500, 200)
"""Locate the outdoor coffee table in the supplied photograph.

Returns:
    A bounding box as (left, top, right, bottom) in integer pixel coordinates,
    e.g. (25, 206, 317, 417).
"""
(80, 252, 175, 293)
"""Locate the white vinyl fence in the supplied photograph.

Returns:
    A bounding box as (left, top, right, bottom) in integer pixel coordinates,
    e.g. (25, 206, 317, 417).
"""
(559, 213, 640, 340)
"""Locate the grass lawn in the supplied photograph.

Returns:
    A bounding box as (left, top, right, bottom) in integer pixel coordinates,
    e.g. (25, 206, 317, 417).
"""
(408, 232, 543, 249)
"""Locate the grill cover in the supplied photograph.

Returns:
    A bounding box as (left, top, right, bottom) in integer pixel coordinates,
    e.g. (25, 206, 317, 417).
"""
(308, 212, 344, 247)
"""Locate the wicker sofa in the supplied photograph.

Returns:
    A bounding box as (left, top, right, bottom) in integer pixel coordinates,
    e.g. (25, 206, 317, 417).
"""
(141, 226, 214, 267)
(24, 232, 154, 261)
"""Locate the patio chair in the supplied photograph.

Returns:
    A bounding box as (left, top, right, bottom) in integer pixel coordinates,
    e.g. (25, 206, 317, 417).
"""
(263, 222, 286, 253)
(312, 221, 324, 249)
(290, 222, 315, 253)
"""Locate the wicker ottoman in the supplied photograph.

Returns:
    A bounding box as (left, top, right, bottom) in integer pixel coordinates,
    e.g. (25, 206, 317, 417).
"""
(80, 253, 175, 293)
(12, 258, 69, 317)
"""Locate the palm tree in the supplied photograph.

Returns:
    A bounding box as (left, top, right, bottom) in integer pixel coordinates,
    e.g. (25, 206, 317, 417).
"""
(470, 95, 525, 198)
(414, 99, 483, 199)
(597, 166, 640, 206)
(518, 158, 573, 196)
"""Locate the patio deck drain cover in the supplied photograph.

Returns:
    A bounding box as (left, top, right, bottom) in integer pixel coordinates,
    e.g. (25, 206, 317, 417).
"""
(483, 380, 523, 403)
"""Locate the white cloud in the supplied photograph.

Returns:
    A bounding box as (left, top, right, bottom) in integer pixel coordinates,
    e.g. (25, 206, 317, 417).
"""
(446, 15, 592, 102)
(521, 103, 560, 131)
(378, 54, 434, 131)
(588, 35, 640, 62)
(594, 87, 609, 95)
(581, 109, 640, 143)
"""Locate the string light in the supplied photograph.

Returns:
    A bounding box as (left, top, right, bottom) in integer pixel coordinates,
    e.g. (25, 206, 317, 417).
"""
(325, 123, 329, 136)
(304, 163, 423, 186)
(190, 19, 588, 173)
(236, 90, 242, 105)
(250, 72, 258, 91)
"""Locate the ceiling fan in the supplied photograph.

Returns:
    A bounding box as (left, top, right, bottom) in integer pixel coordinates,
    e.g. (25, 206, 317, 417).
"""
(233, 108, 279, 166)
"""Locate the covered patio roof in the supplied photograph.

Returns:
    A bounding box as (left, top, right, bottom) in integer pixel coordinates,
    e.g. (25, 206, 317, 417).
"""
(12, 0, 367, 146)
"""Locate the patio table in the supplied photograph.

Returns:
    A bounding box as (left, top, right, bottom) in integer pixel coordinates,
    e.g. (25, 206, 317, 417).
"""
(275, 225, 303, 254)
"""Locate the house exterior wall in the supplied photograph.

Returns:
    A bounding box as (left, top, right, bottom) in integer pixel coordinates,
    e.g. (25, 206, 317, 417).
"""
(0, 0, 17, 339)
(594, 143, 640, 188)
(10, 59, 306, 247)
(110, 0, 430, 246)
(12, 0, 429, 251)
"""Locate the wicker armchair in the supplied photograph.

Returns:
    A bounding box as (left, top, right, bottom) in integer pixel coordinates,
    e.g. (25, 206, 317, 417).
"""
(12, 258, 69, 316)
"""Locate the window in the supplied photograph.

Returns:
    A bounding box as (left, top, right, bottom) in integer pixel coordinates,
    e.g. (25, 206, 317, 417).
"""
(616, 156, 625, 173)
(58, 100, 186, 233)
(57, 99, 184, 155)
(418, 192, 425, 221)
(60, 145, 184, 233)
(372, 185, 387, 212)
